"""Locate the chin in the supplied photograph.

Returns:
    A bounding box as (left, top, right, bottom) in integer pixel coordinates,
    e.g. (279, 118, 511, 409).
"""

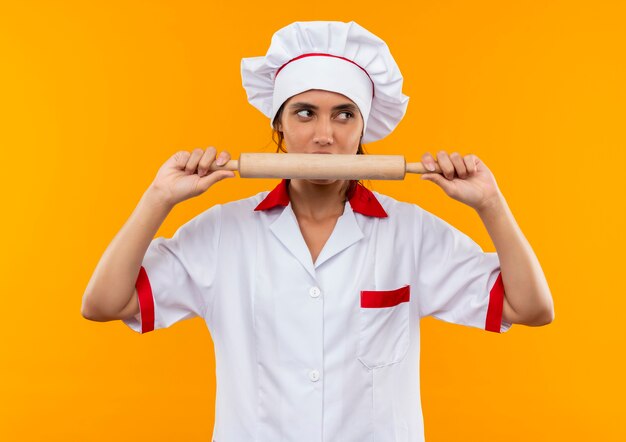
(305, 178, 339, 185)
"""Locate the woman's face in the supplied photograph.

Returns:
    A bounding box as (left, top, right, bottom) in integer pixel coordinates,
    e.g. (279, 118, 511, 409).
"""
(277, 89, 364, 155)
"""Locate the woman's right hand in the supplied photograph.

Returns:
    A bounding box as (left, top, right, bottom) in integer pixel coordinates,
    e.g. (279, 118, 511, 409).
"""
(149, 147, 236, 207)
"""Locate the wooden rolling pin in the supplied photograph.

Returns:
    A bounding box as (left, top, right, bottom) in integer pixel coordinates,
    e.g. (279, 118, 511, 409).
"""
(207, 153, 442, 180)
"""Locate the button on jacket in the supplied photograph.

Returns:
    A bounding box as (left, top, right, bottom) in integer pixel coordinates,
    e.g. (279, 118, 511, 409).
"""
(123, 180, 512, 442)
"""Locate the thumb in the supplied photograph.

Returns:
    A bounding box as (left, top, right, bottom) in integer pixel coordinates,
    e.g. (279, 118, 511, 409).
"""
(421, 173, 454, 194)
(197, 170, 236, 193)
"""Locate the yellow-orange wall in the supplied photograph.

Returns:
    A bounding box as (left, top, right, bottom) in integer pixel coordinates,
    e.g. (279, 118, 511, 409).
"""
(1, 1, 624, 440)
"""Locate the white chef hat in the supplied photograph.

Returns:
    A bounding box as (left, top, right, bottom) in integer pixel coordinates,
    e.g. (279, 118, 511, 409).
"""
(241, 21, 410, 144)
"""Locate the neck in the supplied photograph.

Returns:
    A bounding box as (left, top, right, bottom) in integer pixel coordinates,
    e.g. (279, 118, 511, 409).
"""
(288, 179, 350, 220)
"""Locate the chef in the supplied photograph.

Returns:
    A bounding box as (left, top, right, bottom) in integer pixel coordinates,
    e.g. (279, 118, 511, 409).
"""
(82, 20, 554, 442)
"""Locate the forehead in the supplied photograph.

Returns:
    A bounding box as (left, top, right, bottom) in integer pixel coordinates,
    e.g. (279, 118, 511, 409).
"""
(286, 89, 357, 106)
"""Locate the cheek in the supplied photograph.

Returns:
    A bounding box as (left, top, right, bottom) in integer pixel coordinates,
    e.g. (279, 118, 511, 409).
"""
(284, 120, 313, 137)
(343, 116, 364, 142)
(337, 125, 362, 147)
(282, 125, 311, 149)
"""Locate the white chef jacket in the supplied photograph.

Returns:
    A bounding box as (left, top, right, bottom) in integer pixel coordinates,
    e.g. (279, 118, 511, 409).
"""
(123, 179, 512, 442)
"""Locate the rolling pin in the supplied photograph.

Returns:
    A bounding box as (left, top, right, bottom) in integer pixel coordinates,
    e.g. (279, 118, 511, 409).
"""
(207, 153, 443, 180)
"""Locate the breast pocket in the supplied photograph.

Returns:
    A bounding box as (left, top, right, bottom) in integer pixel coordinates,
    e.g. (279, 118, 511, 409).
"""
(357, 285, 410, 370)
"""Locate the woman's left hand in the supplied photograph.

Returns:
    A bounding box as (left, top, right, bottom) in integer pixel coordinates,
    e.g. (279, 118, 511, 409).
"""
(420, 150, 502, 212)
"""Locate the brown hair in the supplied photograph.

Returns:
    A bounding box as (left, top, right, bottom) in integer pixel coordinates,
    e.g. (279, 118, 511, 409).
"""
(271, 103, 366, 201)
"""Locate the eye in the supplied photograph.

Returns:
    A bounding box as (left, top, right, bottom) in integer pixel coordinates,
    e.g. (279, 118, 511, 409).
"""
(296, 109, 313, 118)
(336, 111, 354, 120)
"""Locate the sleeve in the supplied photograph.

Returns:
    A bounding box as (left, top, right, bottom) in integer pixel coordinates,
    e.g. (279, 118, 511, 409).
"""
(415, 207, 512, 333)
(122, 204, 222, 334)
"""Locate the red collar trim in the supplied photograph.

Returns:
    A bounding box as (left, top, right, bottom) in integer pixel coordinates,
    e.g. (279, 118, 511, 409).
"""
(254, 179, 388, 218)
(254, 179, 290, 211)
(348, 181, 388, 218)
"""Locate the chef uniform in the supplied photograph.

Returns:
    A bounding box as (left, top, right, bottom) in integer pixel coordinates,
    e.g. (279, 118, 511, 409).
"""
(123, 21, 512, 442)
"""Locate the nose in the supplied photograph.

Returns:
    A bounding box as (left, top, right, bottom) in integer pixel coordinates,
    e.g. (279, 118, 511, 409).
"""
(312, 118, 333, 146)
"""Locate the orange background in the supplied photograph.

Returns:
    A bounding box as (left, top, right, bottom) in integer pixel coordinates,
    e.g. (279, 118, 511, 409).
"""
(1, 0, 624, 440)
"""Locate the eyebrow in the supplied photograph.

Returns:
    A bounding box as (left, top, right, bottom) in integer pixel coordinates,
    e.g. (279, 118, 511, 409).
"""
(288, 102, 359, 112)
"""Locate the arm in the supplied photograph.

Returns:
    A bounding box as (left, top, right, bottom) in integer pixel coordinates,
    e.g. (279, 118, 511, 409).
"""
(476, 194, 554, 325)
(81, 147, 234, 322)
(81, 188, 173, 321)
(420, 151, 554, 326)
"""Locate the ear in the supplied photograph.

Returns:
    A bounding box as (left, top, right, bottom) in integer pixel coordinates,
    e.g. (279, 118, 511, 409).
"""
(272, 115, 283, 132)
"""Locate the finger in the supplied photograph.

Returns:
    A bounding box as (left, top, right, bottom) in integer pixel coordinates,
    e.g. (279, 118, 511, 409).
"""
(436, 151, 455, 180)
(463, 154, 477, 174)
(185, 148, 208, 174)
(197, 170, 236, 192)
(421, 152, 437, 172)
(174, 150, 191, 170)
(449, 152, 468, 179)
(216, 150, 231, 166)
(197, 146, 218, 177)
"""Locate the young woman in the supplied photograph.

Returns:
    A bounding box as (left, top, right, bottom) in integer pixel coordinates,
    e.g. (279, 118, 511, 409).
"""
(82, 21, 554, 442)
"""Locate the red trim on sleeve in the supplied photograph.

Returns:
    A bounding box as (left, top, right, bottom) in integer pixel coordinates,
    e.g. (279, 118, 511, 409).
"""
(485, 272, 505, 333)
(361, 285, 410, 308)
(135, 266, 155, 333)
